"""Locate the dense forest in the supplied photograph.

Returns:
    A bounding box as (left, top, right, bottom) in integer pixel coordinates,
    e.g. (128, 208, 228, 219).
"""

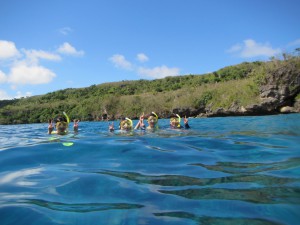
(1, 52, 300, 125)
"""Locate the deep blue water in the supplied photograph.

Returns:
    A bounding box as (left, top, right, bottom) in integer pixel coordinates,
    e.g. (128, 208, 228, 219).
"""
(0, 114, 300, 225)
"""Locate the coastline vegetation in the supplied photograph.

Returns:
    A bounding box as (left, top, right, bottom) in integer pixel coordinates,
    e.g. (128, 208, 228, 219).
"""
(0, 52, 299, 125)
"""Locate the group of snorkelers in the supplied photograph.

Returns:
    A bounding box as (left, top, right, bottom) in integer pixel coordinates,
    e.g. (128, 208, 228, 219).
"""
(109, 112, 189, 132)
(48, 112, 190, 135)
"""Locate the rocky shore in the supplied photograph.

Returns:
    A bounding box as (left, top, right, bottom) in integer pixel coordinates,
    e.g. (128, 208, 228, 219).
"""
(174, 61, 300, 118)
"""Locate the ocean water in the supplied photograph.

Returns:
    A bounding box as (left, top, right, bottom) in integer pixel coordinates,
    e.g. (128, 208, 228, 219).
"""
(0, 114, 299, 225)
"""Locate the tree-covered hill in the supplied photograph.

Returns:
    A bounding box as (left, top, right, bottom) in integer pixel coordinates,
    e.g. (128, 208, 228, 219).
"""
(1, 55, 299, 125)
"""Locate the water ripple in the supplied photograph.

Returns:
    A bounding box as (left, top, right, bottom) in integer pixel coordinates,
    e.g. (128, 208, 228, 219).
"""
(98, 170, 298, 187)
(192, 157, 300, 174)
(154, 211, 282, 225)
(0, 115, 299, 225)
(22, 199, 144, 213)
(159, 187, 300, 204)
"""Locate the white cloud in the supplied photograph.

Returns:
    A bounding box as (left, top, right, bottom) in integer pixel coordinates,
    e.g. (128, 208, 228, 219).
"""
(0, 88, 32, 100)
(23, 49, 61, 65)
(57, 42, 84, 56)
(227, 44, 242, 53)
(138, 65, 180, 79)
(0, 70, 7, 83)
(0, 89, 12, 100)
(109, 53, 180, 78)
(15, 91, 32, 99)
(0, 40, 87, 99)
(109, 54, 133, 70)
(227, 39, 281, 58)
(59, 27, 73, 36)
(0, 40, 20, 60)
(0, 40, 61, 92)
(287, 38, 300, 47)
(136, 53, 149, 62)
(8, 63, 56, 85)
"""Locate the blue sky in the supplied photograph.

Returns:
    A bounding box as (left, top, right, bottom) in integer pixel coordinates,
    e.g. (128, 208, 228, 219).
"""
(0, 0, 300, 100)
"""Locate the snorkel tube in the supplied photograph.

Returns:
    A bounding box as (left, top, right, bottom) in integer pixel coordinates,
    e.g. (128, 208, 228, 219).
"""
(152, 112, 158, 120)
(63, 111, 70, 132)
(175, 114, 181, 128)
(63, 111, 70, 124)
(125, 117, 133, 128)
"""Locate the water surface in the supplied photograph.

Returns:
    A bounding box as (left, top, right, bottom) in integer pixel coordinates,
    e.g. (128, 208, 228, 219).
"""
(0, 114, 299, 225)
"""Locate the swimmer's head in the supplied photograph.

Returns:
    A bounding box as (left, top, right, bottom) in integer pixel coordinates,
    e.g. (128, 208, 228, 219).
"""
(170, 114, 181, 128)
(148, 112, 158, 124)
(56, 121, 68, 134)
(120, 118, 133, 130)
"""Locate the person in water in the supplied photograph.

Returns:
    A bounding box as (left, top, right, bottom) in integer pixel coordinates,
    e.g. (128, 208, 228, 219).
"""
(108, 122, 115, 132)
(170, 114, 190, 129)
(135, 112, 159, 130)
(108, 117, 133, 132)
(73, 119, 80, 132)
(48, 119, 54, 134)
(119, 117, 133, 131)
(50, 112, 70, 135)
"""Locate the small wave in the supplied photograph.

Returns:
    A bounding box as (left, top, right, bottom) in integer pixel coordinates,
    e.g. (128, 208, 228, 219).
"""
(97, 170, 298, 187)
(191, 157, 300, 175)
(22, 199, 144, 213)
(154, 211, 282, 225)
(159, 187, 300, 204)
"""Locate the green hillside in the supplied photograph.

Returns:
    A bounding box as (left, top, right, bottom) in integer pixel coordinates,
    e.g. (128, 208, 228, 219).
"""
(1, 55, 299, 125)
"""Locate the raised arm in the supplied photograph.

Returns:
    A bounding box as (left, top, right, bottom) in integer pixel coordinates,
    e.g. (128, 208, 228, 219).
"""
(184, 116, 190, 129)
(134, 113, 145, 130)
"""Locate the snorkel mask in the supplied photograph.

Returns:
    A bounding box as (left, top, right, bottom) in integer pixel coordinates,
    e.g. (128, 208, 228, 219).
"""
(148, 112, 158, 124)
(147, 112, 159, 129)
(170, 114, 181, 128)
(56, 121, 68, 134)
(120, 118, 133, 130)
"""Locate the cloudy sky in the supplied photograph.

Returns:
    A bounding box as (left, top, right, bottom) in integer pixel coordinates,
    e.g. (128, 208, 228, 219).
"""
(0, 0, 299, 100)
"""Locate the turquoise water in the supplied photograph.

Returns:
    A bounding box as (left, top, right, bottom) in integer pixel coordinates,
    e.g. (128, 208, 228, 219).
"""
(0, 114, 299, 225)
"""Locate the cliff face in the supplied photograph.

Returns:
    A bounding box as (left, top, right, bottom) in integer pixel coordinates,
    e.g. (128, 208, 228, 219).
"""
(260, 62, 300, 112)
(197, 60, 300, 117)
